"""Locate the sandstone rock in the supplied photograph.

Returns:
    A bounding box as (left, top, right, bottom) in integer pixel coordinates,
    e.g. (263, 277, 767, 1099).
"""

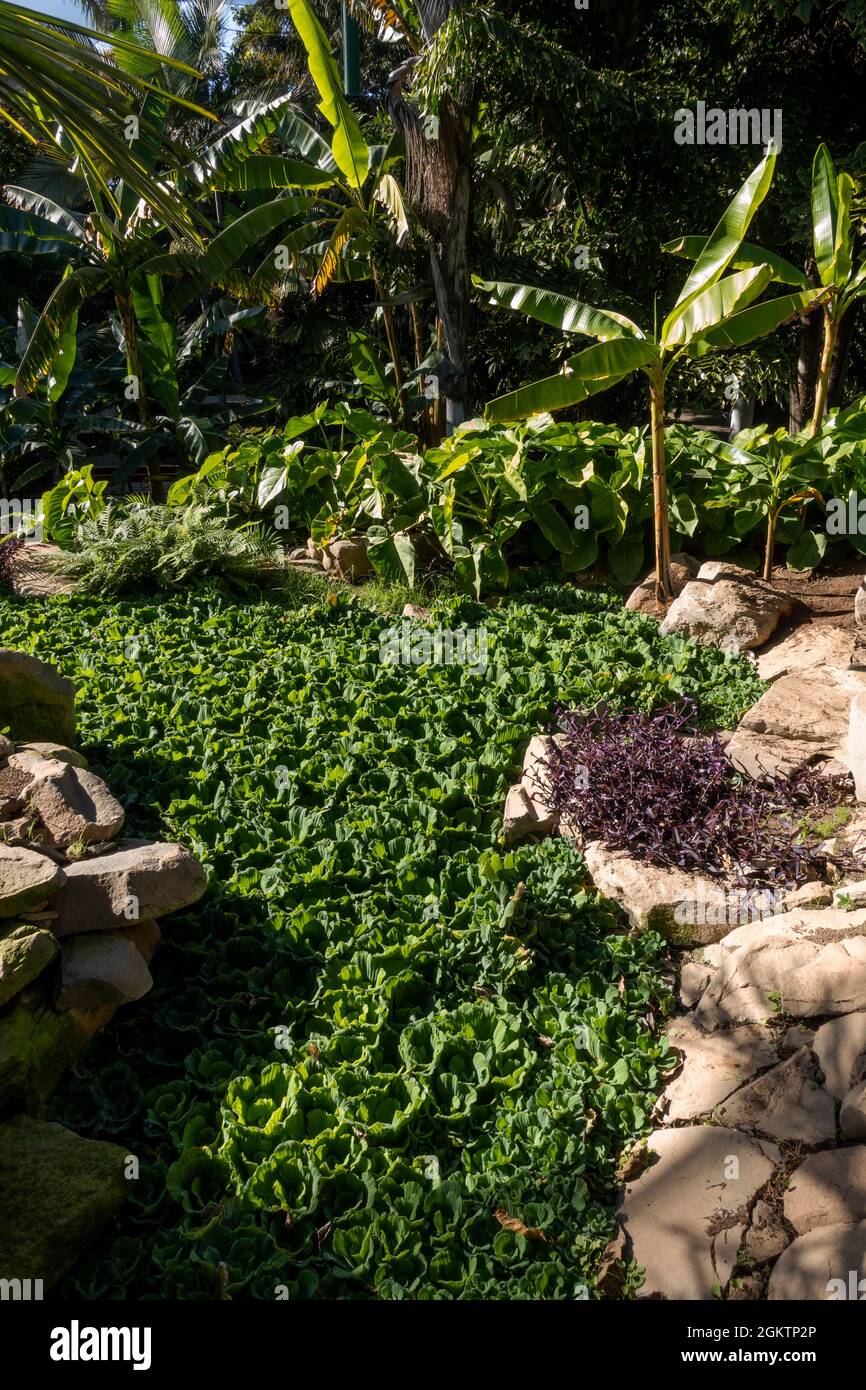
(836, 880, 866, 907)
(782, 1025, 815, 1052)
(724, 730, 825, 782)
(50, 840, 207, 935)
(742, 1199, 790, 1264)
(841, 1081, 866, 1140)
(784, 1148, 866, 1234)
(7, 542, 76, 599)
(0, 752, 124, 850)
(0, 843, 65, 917)
(782, 882, 833, 912)
(625, 553, 699, 615)
(740, 667, 866, 761)
(660, 1015, 777, 1123)
(616, 1126, 779, 1300)
(768, 1220, 866, 1300)
(658, 563, 795, 653)
(323, 537, 371, 582)
(0, 921, 58, 1007)
(757, 624, 855, 682)
(582, 842, 757, 945)
(16, 741, 87, 769)
(695, 909, 866, 1030)
(520, 734, 560, 805)
(0, 1114, 128, 1288)
(502, 783, 557, 845)
(0, 734, 12, 760)
(716, 1046, 836, 1146)
(811, 1013, 866, 1099)
(0, 649, 75, 743)
(856, 577, 866, 628)
(849, 690, 866, 803)
(55, 929, 155, 1010)
(679, 960, 713, 1007)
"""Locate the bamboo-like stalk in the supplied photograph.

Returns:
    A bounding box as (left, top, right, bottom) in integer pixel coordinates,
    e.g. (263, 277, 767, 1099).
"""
(810, 308, 839, 434)
(649, 375, 673, 603)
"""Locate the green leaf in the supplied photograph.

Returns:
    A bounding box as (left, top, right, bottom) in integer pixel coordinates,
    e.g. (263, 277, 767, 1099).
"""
(473, 278, 644, 340)
(133, 274, 179, 420)
(812, 143, 840, 287)
(485, 338, 659, 421)
(607, 532, 644, 583)
(662, 265, 772, 348)
(690, 288, 826, 351)
(786, 529, 827, 570)
(661, 235, 810, 288)
(15, 265, 107, 394)
(286, 0, 370, 190)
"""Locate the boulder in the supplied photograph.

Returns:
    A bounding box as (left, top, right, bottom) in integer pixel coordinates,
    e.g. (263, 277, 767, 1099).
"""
(811, 1013, 866, 1099)
(0, 649, 75, 743)
(625, 552, 699, 615)
(856, 577, 866, 628)
(742, 1200, 790, 1265)
(716, 1046, 836, 1146)
(723, 730, 826, 782)
(694, 908, 866, 1030)
(16, 741, 87, 769)
(782, 882, 833, 912)
(659, 1015, 777, 1123)
(740, 666, 866, 754)
(756, 623, 856, 683)
(502, 783, 557, 845)
(679, 960, 713, 1007)
(784, 1148, 866, 1234)
(849, 690, 866, 803)
(0, 843, 65, 917)
(616, 1126, 779, 1300)
(0, 1114, 128, 1288)
(0, 752, 124, 850)
(768, 1220, 866, 1300)
(658, 562, 795, 653)
(0, 921, 58, 1008)
(323, 537, 371, 582)
(582, 842, 756, 945)
(841, 1081, 866, 1140)
(55, 928, 155, 1010)
(49, 839, 207, 935)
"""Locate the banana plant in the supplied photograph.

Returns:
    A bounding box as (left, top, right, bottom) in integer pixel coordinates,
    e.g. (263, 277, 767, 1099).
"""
(665, 144, 866, 437)
(475, 148, 826, 600)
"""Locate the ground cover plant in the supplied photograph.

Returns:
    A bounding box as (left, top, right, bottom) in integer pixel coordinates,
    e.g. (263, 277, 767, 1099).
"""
(546, 701, 864, 890)
(0, 585, 762, 1298)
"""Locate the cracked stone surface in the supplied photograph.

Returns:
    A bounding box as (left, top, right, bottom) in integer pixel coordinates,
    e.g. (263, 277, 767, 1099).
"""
(811, 1013, 866, 1099)
(783, 1148, 866, 1234)
(659, 1016, 778, 1123)
(768, 1220, 866, 1300)
(616, 1126, 779, 1300)
(716, 1047, 836, 1146)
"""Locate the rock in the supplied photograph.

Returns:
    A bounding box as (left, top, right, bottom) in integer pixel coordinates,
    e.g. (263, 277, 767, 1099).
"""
(49, 840, 207, 936)
(660, 1015, 777, 1123)
(811, 1013, 866, 1099)
(502, 783, 557, 845)
(727, 1272, 766, 1300)
(782, 1024, 815, 1052)
(0, 920, 160, 1112)
(716, 1046, 836, 1146)
(0, 649, 75, 743)
(742, 1200, 790, 1264)
(15, 741, 87, 769)
(323, 538, 371, 582)
(581, 842, 757, 945)
(784, 1148, 866, 1234)
(520, 734, 558, 805)
(0, 921, 58, 1007)
(0, 734, 12, 760)
(625, 553, 699, 615)
(55, 928, 155, 1010)
(768, 1220, 866, 1300)
(724, 730, 825, 782)
(306, 538, 324, 562)
(695, 908, 866, 1030)
(679, 960, 713, 1007)
(616, 1126, 779, 1300)
(7, 542, 76, 599)
(0, 843, 65, 917)
(757, 624, 856, 682)
(852, 630, 866, 671)
(739, 667, 866, 773)
(0, 752, 124, 850)
(856, 577, 866, 628)
(658, 563, 795, 653)
(402, 603, 431, 621)
(0, 1113, 128, 1288)
(836, 880, 866, 907)
(841, 1081, 866, 1140)
(849, 690, 866, 803)
(782, 882, 833, 912)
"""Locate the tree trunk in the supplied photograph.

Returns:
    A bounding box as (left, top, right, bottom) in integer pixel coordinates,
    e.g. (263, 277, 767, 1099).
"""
(810, 310, 838, 434)
(763, 508, 779, 582)
(650, 379, 672, 603)
(789, 309, 821, 432)
(828, 301, 858, 408)
(115, 289, 164, 501)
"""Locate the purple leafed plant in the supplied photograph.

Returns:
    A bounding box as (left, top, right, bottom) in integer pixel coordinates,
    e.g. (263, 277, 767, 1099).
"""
(545, 700, 863, 889)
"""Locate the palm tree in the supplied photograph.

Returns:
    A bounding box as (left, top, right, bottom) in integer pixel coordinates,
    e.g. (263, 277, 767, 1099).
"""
(0, 0, 210, 237)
